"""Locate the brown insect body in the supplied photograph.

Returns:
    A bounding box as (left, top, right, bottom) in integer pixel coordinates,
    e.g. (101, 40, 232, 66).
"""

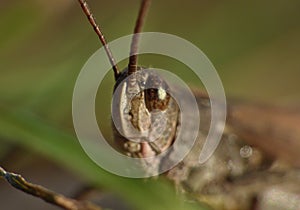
(78, 1, 300, 209)
(227, 100, 300, 167)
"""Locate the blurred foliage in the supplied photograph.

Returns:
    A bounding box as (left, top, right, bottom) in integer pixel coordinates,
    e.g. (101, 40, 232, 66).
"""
(0, 0, 300, 209)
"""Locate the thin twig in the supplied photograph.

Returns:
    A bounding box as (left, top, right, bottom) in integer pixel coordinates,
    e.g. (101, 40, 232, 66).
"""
(0, 166, 102, 210)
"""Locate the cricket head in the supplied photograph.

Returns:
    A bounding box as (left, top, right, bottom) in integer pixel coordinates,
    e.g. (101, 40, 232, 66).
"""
(78, 0, 179, 158)
(112, 66, 179, 157)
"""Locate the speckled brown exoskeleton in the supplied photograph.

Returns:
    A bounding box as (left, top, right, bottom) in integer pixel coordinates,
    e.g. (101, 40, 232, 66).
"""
(77, 1, 300, 209)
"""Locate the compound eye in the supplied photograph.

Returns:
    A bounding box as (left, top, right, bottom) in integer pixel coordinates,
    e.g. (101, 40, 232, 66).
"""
(141, 80, 146, 86)
(144, 75, 171, 112)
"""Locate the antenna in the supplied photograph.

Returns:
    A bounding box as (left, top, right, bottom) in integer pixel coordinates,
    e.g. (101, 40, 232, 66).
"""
(128, 0, 152, 75)
(77, 0, 120, 80)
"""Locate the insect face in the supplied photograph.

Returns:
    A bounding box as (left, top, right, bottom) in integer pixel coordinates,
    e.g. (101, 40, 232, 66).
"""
(112, 67, 179, 157)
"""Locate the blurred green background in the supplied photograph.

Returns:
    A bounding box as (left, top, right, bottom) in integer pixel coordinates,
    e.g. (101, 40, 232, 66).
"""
(0, 0, 300, 209)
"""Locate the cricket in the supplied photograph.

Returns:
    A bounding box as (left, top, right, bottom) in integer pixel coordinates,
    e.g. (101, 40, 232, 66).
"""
(1, 1, 299, 210)
(77, 0, 300, 209)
